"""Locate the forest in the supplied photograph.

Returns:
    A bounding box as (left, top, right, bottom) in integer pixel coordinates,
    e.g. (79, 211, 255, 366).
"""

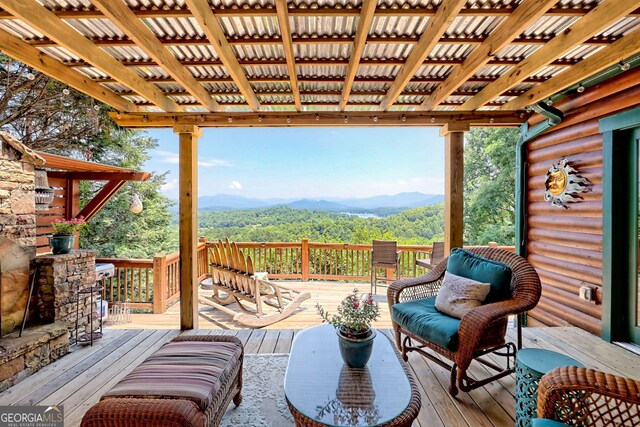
(196, 204, 445, 245)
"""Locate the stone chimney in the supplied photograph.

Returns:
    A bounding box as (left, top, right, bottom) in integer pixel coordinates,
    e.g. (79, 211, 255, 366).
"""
(0, 132, 45, 335)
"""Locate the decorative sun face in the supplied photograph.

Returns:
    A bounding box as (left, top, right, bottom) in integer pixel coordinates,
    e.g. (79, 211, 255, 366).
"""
(544, 158, 591, 209)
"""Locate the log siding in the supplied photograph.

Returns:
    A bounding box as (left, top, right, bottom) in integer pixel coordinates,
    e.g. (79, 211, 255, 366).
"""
(525, 66, 640, 335)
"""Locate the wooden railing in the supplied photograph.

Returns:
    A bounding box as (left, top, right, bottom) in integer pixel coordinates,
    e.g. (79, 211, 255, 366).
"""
(206, 240, 515, 282)
(96, 242, 208, 314)
(98, 241, 513, 314)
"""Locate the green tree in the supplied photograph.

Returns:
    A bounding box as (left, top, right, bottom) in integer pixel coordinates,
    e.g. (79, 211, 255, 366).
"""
(0, 56, 175, 257)
(464, 127, 519, 245)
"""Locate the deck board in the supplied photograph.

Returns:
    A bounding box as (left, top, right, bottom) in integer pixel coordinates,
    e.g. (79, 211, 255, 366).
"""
(0, 326, 639, 426)
(2, 281, 640, 426)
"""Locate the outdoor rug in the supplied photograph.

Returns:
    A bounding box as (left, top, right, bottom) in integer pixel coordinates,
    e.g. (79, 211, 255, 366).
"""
(220, 354, 295, 427)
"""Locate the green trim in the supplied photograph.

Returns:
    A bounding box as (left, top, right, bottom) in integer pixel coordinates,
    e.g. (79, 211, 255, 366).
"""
(600, 110, 640, 343)
(600, 109, 640, 133)
(516, 103, 564, 257)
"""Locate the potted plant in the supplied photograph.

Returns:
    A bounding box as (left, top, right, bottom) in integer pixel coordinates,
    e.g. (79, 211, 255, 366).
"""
(49, 216, 88, 254)
(317, 289, 380, 368)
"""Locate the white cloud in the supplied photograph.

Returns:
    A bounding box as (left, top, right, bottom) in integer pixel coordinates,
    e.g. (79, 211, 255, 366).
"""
(155, 150, 232, 168)
(229, 180, 242, 190)
(160, 178, 179, 199)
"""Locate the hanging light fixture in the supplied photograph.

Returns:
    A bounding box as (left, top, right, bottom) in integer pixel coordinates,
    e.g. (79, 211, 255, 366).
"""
(129, 194, 143, 214)
(34, 169, 55, 210)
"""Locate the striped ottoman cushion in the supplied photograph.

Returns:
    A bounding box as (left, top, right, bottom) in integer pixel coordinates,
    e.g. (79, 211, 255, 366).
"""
(102, 340, 242, 412)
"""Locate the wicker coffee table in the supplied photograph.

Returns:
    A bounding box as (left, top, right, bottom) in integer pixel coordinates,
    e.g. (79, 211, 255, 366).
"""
(284, 324, 421, 427)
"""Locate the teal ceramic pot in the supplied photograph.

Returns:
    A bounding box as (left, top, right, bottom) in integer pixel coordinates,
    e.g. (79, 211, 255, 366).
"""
(49, 234, 75, 255)
(336, 328, 376, 368)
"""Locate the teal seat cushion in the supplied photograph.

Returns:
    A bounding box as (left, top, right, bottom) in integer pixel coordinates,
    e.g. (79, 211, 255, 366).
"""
(531, 419, 569, 427)
(446, 248, 512, 303)
(391, 296, 460, 351)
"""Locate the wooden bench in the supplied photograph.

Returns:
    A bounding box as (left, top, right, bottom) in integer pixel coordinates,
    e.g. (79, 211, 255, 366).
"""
(81, 335, 243, 427)
(199, 239, 310, 327)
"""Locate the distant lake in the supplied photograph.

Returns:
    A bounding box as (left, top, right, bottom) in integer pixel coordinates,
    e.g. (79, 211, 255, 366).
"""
(341, 212, 381, 219)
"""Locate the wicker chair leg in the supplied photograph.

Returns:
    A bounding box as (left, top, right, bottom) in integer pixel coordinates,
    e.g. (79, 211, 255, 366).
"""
(393, 325, 402, 352)
(450, 364, 459, 397)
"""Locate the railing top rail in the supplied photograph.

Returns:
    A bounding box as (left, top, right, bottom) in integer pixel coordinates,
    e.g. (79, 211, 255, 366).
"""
(205, 242, 303, 249)
(96, 257, 154, 266)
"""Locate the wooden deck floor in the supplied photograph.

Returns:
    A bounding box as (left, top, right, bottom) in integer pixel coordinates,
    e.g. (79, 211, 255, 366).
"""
(109, 281, 396, 330)
(1, 325, 639, 427)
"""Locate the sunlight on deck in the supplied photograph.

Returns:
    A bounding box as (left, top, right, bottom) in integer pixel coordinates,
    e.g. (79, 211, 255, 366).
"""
(108, 281, 394, 330)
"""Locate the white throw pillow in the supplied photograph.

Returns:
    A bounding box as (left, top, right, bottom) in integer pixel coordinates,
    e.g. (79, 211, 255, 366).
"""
(435, 271, 491, 319)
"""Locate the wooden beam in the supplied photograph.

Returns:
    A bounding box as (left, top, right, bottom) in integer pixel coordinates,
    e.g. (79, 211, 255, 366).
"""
(379, 0, 467, 111)
(442, 126, 467, 254)
(0, 6, 636, 19)
(0, 29, 138, 113)
(94, 75, 549, 85)
(46, 171, 151, 182)
(460, 0, 640, 110)
(109, 111, 528, 128)
(92, 0, 219, 112)
(63, 57, 581, 69)
(76, 180, 126, 221)
(175, 124, 201, 330)
(185, 0, 261, 111)
(420, 0, 557, 111)
(340, 0, 377, 111)
(502, 28, 640, 110)
(65, 178, 80, 219)
(37, 151, 136, 172)
(275, 0, 301, 111)
(0, 0, 181, 113)
(25, 34, 619, 48)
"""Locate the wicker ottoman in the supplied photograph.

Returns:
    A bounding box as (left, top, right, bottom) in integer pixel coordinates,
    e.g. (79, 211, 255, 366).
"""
(81, 335, 243, 427)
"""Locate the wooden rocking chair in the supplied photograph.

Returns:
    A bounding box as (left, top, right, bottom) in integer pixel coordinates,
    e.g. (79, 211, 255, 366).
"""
(198, 239, 311, 327)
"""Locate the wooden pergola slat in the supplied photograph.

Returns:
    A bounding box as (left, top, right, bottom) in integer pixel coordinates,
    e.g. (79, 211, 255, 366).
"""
(460, 0, 640, 111)
(502, 28, 640, 110)
(379, 0, 467, 111)
(0, 28, 138, 113)
(339, 0, 377, 111)
(275, 0, 301, 111)
(23, 34, 620, 48)
(0, 6, 637, 19)
(185, 0, 261, 111)
(420, 0, 558, 111)
(0, 0, 181, 113)
(92, 0, 219, 112)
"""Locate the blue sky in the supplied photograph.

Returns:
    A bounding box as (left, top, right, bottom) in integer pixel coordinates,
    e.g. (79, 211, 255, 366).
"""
(142, 127, 445, 200)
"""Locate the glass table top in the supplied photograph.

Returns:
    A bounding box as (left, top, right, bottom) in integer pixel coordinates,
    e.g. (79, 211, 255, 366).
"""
(284, 324, 412, 427)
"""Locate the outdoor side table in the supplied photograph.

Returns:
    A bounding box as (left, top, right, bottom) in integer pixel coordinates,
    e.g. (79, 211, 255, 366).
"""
(515, 348, 584, 427)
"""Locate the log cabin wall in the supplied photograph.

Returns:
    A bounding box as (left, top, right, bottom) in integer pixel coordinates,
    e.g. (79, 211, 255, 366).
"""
(525, 66, 640, 335)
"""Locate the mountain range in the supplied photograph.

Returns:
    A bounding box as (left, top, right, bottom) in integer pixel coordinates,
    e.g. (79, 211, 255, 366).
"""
(197, 192, 444, 212)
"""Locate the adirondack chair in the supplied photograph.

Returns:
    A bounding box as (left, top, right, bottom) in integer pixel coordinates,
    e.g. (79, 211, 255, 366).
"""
(199, 239, 311, 327)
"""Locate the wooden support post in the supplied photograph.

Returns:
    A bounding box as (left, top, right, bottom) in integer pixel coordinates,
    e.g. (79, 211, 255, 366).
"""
(175, 124, 202, 330)
(441, 123, 468, 255)
(152, 254, 168, 314)
(301, 238, 310, 282)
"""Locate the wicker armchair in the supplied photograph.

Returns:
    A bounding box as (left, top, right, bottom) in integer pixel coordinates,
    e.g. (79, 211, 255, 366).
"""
(387, 247, 541, 396)
(533, 366, 640, 426)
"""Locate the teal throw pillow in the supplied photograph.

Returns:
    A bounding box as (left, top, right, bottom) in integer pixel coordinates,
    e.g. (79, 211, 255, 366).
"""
(446, 248, 512, 303)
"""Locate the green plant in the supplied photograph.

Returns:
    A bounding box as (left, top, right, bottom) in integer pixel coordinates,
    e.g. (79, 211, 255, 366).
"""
(317, 289, 380, 338)
(51, 216, 88, 235)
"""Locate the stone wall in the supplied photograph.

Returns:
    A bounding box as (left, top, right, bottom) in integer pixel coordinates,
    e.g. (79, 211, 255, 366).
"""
(0, 132, 43, 336)
(34, 251, 99, 341)
(0, 323, 68, 392)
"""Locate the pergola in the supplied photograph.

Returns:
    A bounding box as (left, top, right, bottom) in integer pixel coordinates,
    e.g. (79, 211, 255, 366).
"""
(0, 0, 638, 329)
